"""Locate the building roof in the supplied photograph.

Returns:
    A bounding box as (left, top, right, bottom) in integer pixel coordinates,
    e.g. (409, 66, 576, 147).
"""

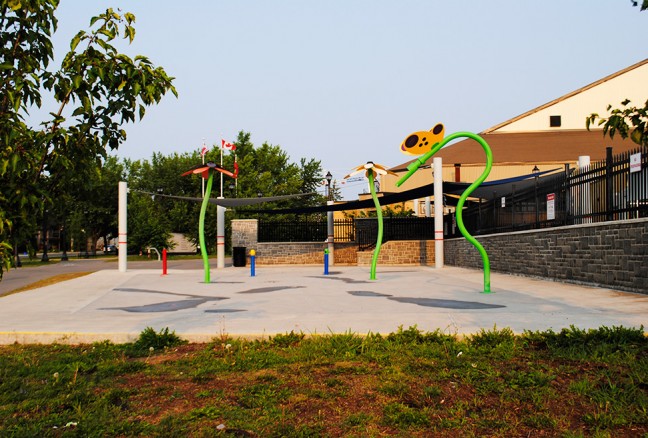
(391, 130, 637, 171)
(483, 58, 648, 133)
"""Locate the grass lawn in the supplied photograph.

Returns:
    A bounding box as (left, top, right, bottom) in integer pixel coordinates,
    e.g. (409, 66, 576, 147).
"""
(0, 325, 646, 437)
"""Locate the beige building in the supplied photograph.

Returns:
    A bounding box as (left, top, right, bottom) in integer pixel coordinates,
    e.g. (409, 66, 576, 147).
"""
(382, 58, 648, 215)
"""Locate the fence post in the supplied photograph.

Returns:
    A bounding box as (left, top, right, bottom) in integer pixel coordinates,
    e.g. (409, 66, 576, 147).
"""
(578, 156, 591, 224)
(606, 147, 614, 221)
(327, 201, 334, 266)
(433, 157, 444, 268)
(534, 173, 539, 227)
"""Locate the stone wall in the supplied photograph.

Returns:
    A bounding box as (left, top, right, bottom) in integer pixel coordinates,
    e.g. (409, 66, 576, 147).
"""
(256, 242, 325, 265)
(231, 219, 428, 266)
(357, 240, 435, 266)
(334, 242, 358, 265)
(231, 219, 258, 249)
(444, 218, 648, 294)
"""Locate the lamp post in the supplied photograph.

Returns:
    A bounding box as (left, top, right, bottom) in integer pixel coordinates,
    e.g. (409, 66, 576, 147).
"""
(61, 224, 68, 261)
(325, 171, 333, 200)
(533, 165, 539, 227)
(325, 171, 334, 269)
(40, 209, 49, 262)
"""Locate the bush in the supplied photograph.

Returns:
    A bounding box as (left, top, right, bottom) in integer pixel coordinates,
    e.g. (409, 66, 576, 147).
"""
(130, 327, 187, 355)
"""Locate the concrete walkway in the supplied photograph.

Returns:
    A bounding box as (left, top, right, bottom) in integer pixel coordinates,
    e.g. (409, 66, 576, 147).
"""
(0, 263, 646, 344)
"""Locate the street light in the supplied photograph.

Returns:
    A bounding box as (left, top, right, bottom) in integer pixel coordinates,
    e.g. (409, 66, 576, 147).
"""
(41, 209, 49, 262)
(61, 224, 68, 261)
(325, 171, 333, 201)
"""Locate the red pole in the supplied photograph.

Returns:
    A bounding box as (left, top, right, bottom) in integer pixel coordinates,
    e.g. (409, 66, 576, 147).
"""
(162, 248, 167, 276)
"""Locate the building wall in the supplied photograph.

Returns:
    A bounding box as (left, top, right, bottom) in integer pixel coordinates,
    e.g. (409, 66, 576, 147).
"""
(444, 218, 648, 294)
(495, 62, 648, 133)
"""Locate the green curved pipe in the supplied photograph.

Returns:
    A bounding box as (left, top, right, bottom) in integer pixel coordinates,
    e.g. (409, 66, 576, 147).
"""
(367, 171, 382, 280)
(199, 172, 214, 283)
(396, 131, 493, 293)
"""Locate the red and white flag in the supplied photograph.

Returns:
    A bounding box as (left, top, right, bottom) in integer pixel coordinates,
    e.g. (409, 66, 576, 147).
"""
(200, 146, 208, 156)
(221, 139, 236, 151)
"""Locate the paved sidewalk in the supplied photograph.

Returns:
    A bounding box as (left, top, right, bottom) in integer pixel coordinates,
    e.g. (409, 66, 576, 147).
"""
(0, 265, 646, 344)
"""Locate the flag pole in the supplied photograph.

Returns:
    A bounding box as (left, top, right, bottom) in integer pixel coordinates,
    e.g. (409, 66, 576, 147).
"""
(220, 140, 224, 198)
(201, 139, 206, 198)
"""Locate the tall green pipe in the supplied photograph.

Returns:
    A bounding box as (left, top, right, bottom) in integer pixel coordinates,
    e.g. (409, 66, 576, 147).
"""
(396, 132, 493, 293)
(199, 172, 214, 283)
(367, 171, 382, 280)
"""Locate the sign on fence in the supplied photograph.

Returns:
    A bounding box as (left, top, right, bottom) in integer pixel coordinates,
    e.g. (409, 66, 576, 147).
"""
(547, 193, 556, 220)
(630, 152, 642, 173)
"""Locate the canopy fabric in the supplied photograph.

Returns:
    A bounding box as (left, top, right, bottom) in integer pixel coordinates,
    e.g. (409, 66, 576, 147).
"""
(134, 190, 316, 207)
(246, 168, 562, 214)
(133, 168, 562, 214)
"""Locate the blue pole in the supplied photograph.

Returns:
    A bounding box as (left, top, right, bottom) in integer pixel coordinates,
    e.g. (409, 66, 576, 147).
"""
(250, 249, 256, 277)
(324, 248, 329, 275)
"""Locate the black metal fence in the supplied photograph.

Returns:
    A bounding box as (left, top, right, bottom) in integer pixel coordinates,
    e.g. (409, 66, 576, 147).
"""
(457, 146, 648, 236)
(356, 217, 436, 250)
(258, 219, 355, 243)
(258, 146, 647, 245)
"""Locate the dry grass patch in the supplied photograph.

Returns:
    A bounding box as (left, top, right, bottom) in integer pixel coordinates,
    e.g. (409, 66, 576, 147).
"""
(3, 272, 93, 295)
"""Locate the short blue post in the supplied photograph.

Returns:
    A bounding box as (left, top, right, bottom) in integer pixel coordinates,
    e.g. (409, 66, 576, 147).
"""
(250, 249, 256, 277)
(323, 248, 329, 275)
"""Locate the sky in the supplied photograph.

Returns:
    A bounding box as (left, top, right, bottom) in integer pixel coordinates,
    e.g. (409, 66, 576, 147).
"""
(37, 1, 647, 199)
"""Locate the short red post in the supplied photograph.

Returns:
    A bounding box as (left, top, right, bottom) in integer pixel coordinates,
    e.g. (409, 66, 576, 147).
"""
(162, 248, 168, 276)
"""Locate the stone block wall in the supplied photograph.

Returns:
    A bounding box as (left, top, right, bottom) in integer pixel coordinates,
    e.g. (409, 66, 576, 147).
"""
(255, 242, 325, 265)
(231, 219, 258, 249)
(444, 218, 648, 294)
(356, 240, 435, 266)
(334, 242, 358, 265)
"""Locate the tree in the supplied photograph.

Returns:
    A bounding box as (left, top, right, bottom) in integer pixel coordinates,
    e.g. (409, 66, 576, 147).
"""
(587, 99, 648, 148)
(586, 3, 647, 147)
(0, 2, 176, 278)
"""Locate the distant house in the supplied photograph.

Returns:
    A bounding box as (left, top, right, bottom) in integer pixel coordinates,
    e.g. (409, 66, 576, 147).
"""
(383, 58, 648, 215)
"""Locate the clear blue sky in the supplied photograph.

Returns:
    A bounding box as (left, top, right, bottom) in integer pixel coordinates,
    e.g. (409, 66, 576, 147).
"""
(46, 1, 646, 198)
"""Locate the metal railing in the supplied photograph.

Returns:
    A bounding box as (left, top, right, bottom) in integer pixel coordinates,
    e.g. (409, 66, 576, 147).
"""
(457, 146, 648, 236)
(258, 219, 355, 243)
(356, 217, 436, 250)
(257, 146, 647, 245)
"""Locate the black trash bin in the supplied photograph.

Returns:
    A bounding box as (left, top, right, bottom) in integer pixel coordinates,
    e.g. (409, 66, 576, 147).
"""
(232, 246, 247, 267)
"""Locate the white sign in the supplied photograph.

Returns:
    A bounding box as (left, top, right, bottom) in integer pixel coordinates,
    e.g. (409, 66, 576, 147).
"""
(546, 193, 555, 221)
(501, 197, 505, 208)
(630, 152, 642, 173)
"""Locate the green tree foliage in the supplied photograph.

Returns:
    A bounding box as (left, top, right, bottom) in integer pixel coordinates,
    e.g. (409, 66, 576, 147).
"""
(587, 99, 648, 148)
(0, 1, 176, 278)
(122, 131, 325, 254)
(231, 131, 325, 217)
(124, 152, 200, 253)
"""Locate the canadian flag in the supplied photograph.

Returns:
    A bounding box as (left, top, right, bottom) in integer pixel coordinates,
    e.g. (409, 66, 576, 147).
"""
(221, 139, 236, 151)
(200, 146, 208, 156)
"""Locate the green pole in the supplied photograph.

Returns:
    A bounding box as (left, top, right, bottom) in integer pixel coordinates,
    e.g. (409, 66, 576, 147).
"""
(368, 171, 382, 280)
(199, 172, 214, 283)
(396, 132, 493, 293)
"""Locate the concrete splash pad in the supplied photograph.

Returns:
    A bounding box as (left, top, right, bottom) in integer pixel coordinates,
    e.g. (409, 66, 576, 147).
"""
(0, 266, 646, 344)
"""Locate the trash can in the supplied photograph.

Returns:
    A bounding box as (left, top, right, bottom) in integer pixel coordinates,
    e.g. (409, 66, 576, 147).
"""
(233, 247, 246, 267)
